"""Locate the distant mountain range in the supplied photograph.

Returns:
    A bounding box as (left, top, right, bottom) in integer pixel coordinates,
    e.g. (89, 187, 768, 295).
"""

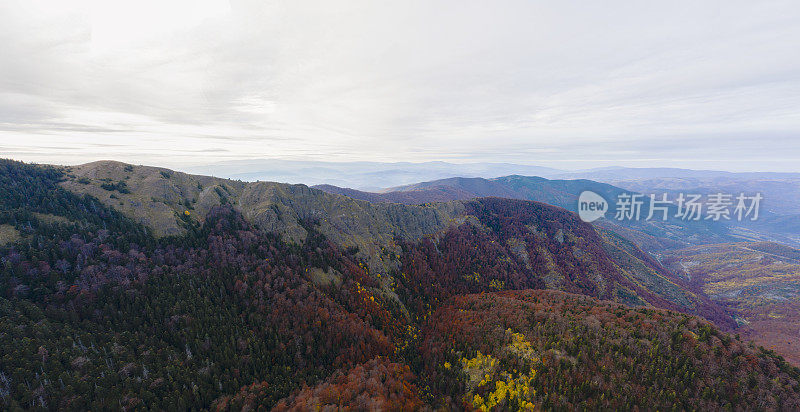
(555, 169, 800, 218)
(184, 161, 800, 230)
(181, 159, 564, 191)
(552, 166, 800, 181)
(182, 159, 800, 195)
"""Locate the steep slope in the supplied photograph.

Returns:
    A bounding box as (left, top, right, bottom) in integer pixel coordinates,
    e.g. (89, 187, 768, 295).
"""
(60, 160, 247, 237)
(1, 160, 406, 408)
(65, 162, 733, 257)
(313, 183, 477, 204)
(394, 197, 693, 311)
(237, 181, 462, 270)
(61, 161, 780, 365)
(596, 228, 734, 329)
(57, 161, 718, 320)
(2, 159, 798, 410)
(59, 161, 463, 271)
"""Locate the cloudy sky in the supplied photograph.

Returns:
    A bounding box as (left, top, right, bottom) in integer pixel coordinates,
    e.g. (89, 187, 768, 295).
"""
(1, 0, 799, 171)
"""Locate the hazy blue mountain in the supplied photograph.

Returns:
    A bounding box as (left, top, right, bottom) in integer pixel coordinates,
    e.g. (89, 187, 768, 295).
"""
(182, 162, 800, 216)
(552, 168, 799, 214)
(185, 160, 800, 225)
(181, 159, 563, 190)
(553, 167, 800, 181)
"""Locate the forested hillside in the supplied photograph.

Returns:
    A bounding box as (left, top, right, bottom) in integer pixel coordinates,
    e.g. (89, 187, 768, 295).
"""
(1, 160, 401, 408)
(2, 159, 798, 410)
(419, 290, 800, 410)
(60, 161, 729, 321)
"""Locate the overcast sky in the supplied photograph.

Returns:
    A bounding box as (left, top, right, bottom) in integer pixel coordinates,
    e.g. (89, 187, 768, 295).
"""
(1, 0, 799, 171)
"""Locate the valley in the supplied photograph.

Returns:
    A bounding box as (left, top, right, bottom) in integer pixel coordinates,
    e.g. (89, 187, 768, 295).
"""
(662, 242, 800, 365)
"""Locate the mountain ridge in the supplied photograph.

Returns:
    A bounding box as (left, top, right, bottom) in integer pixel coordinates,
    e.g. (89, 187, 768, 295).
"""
(34, 160, 731, 325)
(315, 174, 738, 252)
(1, 158, 798, 409)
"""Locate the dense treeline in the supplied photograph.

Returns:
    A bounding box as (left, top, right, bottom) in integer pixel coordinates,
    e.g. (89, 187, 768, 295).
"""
(419, 290, 800, 410)
(394, 222, 544, 324)
(2, 159, 800, 410)
(393, 197, 691, 327)
(217, 357, 425, 411)
(0, 160, 398, 409)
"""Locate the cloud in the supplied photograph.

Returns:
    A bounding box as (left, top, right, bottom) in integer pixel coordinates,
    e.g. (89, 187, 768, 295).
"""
(0, 0, 799, 171)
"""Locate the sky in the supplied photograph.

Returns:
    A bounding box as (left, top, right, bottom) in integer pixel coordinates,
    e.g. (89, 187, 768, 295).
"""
(1, 0, 799, 172)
